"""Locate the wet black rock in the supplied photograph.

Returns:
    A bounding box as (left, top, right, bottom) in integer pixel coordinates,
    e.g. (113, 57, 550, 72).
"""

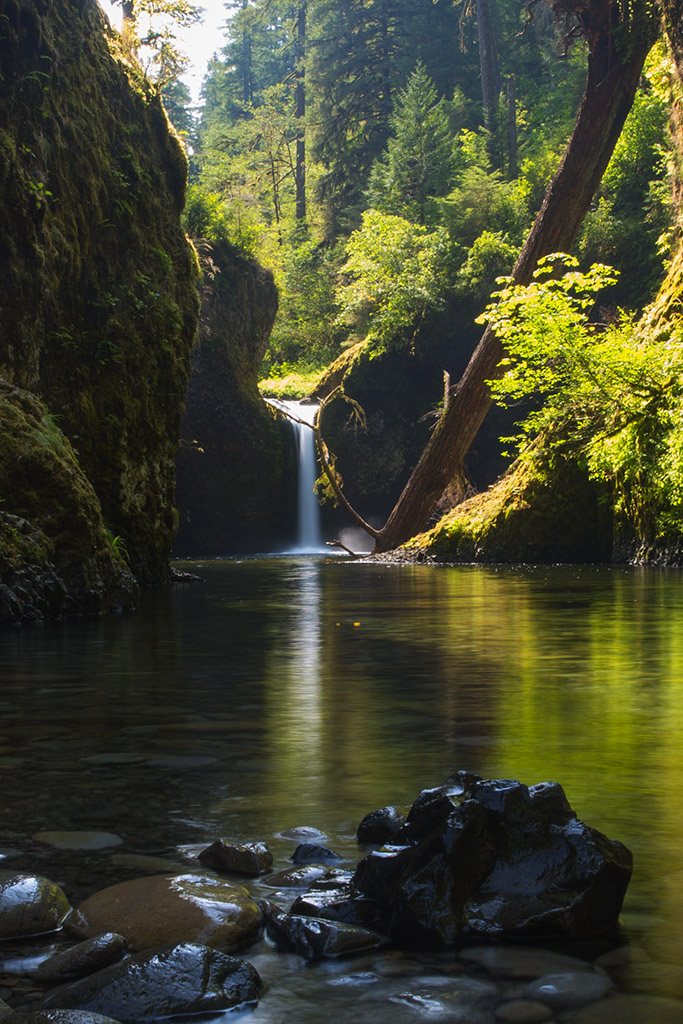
(290, 843, 342, 864)
(265, 912, 390, 960)
(41, 942, 263, 1022)
(357, 805, 408, 844)
(353, 772, 633, 946)
(290, 887, 385, 933)
(34, 933, 128, 983)
(0, 875, 71, 940)
(198, 840, 273, 876)
(262, 866, 351, 889)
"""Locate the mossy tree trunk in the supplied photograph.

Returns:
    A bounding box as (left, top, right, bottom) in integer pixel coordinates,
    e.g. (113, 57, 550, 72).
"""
(372, 0, 657, 555)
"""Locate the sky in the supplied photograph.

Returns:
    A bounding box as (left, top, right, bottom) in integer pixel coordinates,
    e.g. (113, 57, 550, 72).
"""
(98, 0, 231, 103)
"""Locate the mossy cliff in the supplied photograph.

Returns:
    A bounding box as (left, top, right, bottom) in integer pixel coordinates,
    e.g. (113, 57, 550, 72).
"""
(0, 381, 137, 623)
(0, 0, 199, 619)
(174, 240, 294, 556)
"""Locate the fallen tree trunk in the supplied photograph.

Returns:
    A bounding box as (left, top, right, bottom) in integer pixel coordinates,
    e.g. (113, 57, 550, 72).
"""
(372, 3, 657, 554)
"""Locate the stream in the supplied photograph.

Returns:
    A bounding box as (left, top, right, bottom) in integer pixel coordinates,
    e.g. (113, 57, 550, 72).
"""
(1, 556, 683, 1019)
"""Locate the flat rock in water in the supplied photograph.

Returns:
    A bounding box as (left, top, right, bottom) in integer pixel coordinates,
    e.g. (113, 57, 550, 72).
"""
(266, 912, 390, 959)
(459, 945, 594, 979)
(262, 865, 350, 889)
(198, 839, 273, 875)
(67, 873, 263, 953)
(34, 932, 127, 983)
(523, 971, 612, 1008)
(277, 826, 328, 841)
(0, 874, 71, 940)
(32, 833, 123, 851)
(40, 942, 263, 1023)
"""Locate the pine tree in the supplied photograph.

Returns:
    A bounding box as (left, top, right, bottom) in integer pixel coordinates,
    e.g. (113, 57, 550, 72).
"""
(367, 63, 454, 224)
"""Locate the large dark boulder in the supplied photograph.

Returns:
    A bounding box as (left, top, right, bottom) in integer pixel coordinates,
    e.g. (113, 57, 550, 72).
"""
(351, 773, 632, 946)
(174, 240, 295, 555)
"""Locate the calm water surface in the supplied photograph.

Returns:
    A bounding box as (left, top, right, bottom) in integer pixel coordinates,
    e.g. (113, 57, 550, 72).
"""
(1, 557, 683, 1016)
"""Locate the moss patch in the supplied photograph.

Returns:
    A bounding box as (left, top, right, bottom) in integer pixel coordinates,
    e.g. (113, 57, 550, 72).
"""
(405, 450, 614, 564)
(0, 380, 137, 623)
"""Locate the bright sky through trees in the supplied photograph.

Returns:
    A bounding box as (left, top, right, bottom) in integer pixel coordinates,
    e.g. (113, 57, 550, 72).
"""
(98, 0, 228, 101)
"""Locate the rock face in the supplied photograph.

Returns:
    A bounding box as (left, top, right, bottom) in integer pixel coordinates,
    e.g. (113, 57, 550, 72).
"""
(0, 874, 71, 940)
(67, 873, 264, 954)
(174, 240, 295, 556)
(351, 773, 632, 946)
(0, 0, 200, 615)
(41, 942, 263, 1022)
(0, 384, 138, 624)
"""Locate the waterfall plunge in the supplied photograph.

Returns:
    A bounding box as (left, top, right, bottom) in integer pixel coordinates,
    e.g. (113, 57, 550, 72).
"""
(270, 399, 325, 553)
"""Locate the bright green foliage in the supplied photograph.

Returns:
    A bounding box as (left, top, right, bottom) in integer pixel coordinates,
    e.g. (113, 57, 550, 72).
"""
(455, 230, 518, 301)
(367, 63, 454, 224)
(481, 255, 683, 545)
(337, 209, 453, 348)
(264, 232, 343, 370)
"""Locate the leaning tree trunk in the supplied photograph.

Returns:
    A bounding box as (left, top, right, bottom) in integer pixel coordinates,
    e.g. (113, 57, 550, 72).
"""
(373, 8, 656, 554)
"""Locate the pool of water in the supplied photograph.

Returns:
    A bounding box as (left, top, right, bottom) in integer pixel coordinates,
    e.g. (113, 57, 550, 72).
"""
(1, 557, 683, 1017)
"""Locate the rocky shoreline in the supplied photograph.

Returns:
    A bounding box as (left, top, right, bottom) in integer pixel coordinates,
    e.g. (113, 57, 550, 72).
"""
(2, 774, 681, 1023)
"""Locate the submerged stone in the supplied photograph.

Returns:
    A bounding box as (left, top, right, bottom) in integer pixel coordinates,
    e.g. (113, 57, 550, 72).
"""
(67, 873, 263, 953)
(41, 942, 263, 1022)
(523, 971, 612, 1008)
(0, 874, 71, 940)
(353, 772, 632, 946)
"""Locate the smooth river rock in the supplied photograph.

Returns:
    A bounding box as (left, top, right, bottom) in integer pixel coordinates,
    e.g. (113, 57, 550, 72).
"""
(523, 971, 612, 1008)
(198, 839, 273, 875)
(35, 932, 128, 983)
(66, 873, 263, 953)
(0, 874, 71, 940)
(41, 942, 263, 1022)
(353, 772, 633, 945)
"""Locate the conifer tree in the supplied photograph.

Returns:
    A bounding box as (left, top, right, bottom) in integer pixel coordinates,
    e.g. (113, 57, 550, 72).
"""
(367, 63, 454, 224)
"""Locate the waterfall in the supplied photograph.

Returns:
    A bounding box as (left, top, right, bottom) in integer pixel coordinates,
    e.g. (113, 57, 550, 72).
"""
(269, 399, 325, 553)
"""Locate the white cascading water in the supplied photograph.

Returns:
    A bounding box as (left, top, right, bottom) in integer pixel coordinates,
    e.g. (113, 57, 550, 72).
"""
(269, 399, 325, 552)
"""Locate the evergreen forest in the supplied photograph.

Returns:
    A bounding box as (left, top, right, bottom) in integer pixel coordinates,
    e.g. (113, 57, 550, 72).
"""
(174, 0, 672, 389)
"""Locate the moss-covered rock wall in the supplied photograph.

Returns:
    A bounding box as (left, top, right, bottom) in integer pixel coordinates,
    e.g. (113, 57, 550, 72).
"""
(0, 0, 199, 593)
(0, 0, 200, 621)
(174, 240, 295, 556)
